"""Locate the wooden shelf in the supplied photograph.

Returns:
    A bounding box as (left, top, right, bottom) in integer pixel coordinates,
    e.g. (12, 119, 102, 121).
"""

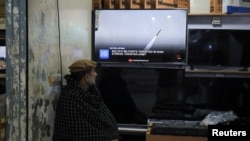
(185, 69, 250, 78)
(187, 14, 250, 30)
(188, 13, 250, 16)
(146, 134, 207, 141)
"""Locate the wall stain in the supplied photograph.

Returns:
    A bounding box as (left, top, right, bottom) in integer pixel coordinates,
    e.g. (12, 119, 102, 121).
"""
(31, 98, 51, 140)
(28, 47, 35, 63)
(44, 99, 49, 113)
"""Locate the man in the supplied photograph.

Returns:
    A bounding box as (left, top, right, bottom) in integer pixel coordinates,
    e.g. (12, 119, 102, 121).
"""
(53, 59, 119, 141)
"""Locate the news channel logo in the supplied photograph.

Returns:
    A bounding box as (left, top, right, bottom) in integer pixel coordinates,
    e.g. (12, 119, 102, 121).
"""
(99, 49, 110, 59)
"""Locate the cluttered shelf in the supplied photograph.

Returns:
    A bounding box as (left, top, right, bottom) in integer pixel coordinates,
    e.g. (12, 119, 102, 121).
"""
(187, 14, 250, 30)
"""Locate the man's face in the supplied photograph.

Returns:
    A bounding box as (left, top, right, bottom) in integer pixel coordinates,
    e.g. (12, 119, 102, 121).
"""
(87, 68, 97, 86)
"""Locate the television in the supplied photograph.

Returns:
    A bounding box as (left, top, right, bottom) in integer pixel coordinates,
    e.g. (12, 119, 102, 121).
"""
(96, 66, 250, 138)
(92, 9, 188, 68)
(96, 66, 186, 126)
(0, 46, 6, 71)
(187, 29, 250, 70)
(0, 46, 5, 58)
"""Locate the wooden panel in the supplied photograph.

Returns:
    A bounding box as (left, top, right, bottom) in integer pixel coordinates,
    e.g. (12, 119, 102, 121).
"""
(0, 0, 5, 18)
(146, 134, 207, 141)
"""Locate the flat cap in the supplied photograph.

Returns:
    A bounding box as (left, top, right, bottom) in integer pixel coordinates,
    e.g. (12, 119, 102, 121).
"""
(68, 59, 96, 72)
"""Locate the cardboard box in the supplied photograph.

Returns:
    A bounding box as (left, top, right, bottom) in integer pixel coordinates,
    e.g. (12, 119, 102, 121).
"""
(103, 0, 115, 9)
(140, 0, 152, 9)
(177, 0, 190, 13)
(224, 5, 250, 13)
(178, 0, 222, 14)
(151, 0, 177, 9)
(92, 0, 102, 10)
(222, 0, 250, 13)
(223, 0, 250, 7)
(210, 0, 222, 13)
(114, 0, 125, 9)
(190, 0, 210, 14)
(124, 0, 141, 9)
(0, 18, 5, 30)
(132, 0, 142, 8)
(0, 0, 5, 18)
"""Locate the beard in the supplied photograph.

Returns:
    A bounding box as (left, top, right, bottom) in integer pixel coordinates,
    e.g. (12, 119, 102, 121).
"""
(88, 76, 96, 86)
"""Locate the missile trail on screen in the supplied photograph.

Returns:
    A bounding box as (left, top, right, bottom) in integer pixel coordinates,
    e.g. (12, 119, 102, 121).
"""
(144, 29, 161, 50)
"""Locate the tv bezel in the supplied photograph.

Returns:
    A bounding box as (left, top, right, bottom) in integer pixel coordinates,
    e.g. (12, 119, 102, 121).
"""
(92, 9, 188, 69)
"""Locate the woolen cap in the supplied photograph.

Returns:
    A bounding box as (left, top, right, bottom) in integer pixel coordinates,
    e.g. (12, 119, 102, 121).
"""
(68, 59, 96, 72)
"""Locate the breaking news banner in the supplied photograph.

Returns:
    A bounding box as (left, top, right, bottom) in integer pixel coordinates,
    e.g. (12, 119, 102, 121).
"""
(208, 125, 250, 141)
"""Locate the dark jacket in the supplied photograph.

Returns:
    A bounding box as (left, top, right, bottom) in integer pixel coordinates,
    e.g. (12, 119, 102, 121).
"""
(53, 75, 119, 141)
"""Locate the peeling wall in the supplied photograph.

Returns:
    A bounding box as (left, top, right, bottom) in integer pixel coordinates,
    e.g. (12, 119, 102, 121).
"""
(28, 0, 61, 140)
(6, 0, 27, 141)
(6, 0, 92, 140)
(27, 0, 92, 141)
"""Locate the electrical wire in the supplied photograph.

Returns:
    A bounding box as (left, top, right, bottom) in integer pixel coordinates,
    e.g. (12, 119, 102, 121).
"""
(56, 0, 63, 88)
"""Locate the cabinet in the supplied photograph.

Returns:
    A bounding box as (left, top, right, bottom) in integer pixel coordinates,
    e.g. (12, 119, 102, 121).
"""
(146, 134, 207, 141)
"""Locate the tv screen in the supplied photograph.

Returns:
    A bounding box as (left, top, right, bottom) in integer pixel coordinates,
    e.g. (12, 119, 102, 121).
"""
(96, 66, 186, 126)
(92, 9, 188, 68)
(96, 66, 250, 136)
(187, 29, 250, 69)
(0, 46, 5, 58)
(0, 46, 6, 70)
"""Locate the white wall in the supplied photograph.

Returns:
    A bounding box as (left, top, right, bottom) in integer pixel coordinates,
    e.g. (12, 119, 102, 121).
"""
(59, 0, 93, 77)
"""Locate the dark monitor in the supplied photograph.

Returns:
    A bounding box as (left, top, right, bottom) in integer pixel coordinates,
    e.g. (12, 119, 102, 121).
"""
(92, 9, 188, 68)
(96, 67, 250, 132)
(96, 66, 186, 125)
(187, 29, 250, 69)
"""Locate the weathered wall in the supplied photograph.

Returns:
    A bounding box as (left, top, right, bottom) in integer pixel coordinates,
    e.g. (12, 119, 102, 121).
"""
(6, 0, 27, 140)
(28, 0, 60, 140)
(27, 0, 92, 141)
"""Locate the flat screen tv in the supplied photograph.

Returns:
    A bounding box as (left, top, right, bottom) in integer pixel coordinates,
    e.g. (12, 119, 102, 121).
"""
(96, 66, 250, 138)
(187, 29, 250, 70)
(0, 46, 6, 71)
(0, 46, 5, 59)
(92, 9, 188, 68)
(96, 66, 186, 126)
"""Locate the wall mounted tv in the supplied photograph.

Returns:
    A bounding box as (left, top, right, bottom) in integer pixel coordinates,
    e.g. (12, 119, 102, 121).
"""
(188, 29, 250, 70)
(92, 9, 188, 68)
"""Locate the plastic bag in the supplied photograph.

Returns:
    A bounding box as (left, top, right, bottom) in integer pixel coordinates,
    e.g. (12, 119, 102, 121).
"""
(200, 110, 238, 126)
